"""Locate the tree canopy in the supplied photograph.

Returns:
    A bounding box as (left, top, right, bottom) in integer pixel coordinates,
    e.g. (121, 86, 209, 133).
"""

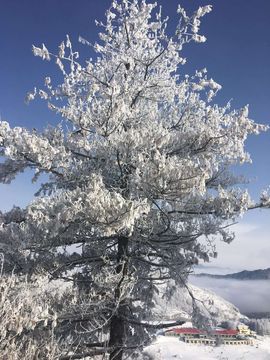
(0, 1, 269, 359)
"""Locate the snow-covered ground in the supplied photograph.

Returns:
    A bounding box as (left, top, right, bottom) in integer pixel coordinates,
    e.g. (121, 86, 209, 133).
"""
(143, 335, 270, 360)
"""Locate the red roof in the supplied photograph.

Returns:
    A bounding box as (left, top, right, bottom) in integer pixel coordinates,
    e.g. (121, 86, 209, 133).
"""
(166, 328, 238, 336)
(166, 328, 204, 335)
(213, 329, 238, 336)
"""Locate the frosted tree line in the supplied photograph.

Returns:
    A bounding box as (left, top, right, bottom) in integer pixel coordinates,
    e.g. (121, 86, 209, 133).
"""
(0, 0, 269, 359)
(247, 318, 270, 336)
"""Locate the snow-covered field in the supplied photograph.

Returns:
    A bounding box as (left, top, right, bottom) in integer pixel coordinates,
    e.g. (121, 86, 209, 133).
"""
(143, 336, 270, 360)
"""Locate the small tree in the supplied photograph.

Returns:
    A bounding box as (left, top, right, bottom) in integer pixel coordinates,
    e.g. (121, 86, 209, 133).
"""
(0, 1, 269, 359)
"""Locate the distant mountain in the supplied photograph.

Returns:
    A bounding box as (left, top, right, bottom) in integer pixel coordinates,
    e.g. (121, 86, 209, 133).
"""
(196, 268, 270, 280)
(244, 312, 270, 319)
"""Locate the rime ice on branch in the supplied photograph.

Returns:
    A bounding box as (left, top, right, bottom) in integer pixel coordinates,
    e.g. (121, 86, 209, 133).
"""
(0, 1, 269, 359)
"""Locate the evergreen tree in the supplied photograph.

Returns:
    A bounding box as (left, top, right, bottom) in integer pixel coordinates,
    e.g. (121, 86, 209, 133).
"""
(0, 1, 269, 358)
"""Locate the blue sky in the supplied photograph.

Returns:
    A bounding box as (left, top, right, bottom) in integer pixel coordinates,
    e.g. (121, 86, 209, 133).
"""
(0, 0, 269, 271)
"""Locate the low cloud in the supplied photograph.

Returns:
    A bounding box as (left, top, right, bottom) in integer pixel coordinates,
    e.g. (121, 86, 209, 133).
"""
(190, 276, 270, 314)
(231, 222, 259, 235)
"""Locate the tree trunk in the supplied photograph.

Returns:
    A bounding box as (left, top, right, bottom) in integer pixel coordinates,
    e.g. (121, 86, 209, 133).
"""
(109, 236, 129, 360)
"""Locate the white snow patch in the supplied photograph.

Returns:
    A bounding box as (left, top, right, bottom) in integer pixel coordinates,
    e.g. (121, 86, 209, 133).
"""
(144, 335, 270, 360)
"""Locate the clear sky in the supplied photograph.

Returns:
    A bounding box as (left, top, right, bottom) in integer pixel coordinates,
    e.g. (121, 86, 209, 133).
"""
(0, 0, 269, 272)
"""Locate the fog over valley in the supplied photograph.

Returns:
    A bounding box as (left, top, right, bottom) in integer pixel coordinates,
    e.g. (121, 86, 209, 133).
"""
(190, 276, 270, 314)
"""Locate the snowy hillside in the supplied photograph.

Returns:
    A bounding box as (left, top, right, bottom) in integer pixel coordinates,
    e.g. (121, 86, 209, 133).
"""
(143, 335, 270, 360)
(153, 283, 246, 325)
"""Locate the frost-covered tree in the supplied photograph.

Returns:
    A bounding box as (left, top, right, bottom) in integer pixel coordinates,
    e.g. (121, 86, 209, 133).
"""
(250, 319, 270, 336)
(0, 1, 269, 359)
(0, 269, 66, 359)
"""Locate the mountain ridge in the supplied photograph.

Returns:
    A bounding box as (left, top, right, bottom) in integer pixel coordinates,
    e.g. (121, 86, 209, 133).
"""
(196, 267, 270, 280)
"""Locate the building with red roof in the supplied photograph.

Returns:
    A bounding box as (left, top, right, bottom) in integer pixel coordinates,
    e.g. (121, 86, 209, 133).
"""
(166, 328, 204, 335)
(164, 326, 254, 346)
(213, 329, 238, 337)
